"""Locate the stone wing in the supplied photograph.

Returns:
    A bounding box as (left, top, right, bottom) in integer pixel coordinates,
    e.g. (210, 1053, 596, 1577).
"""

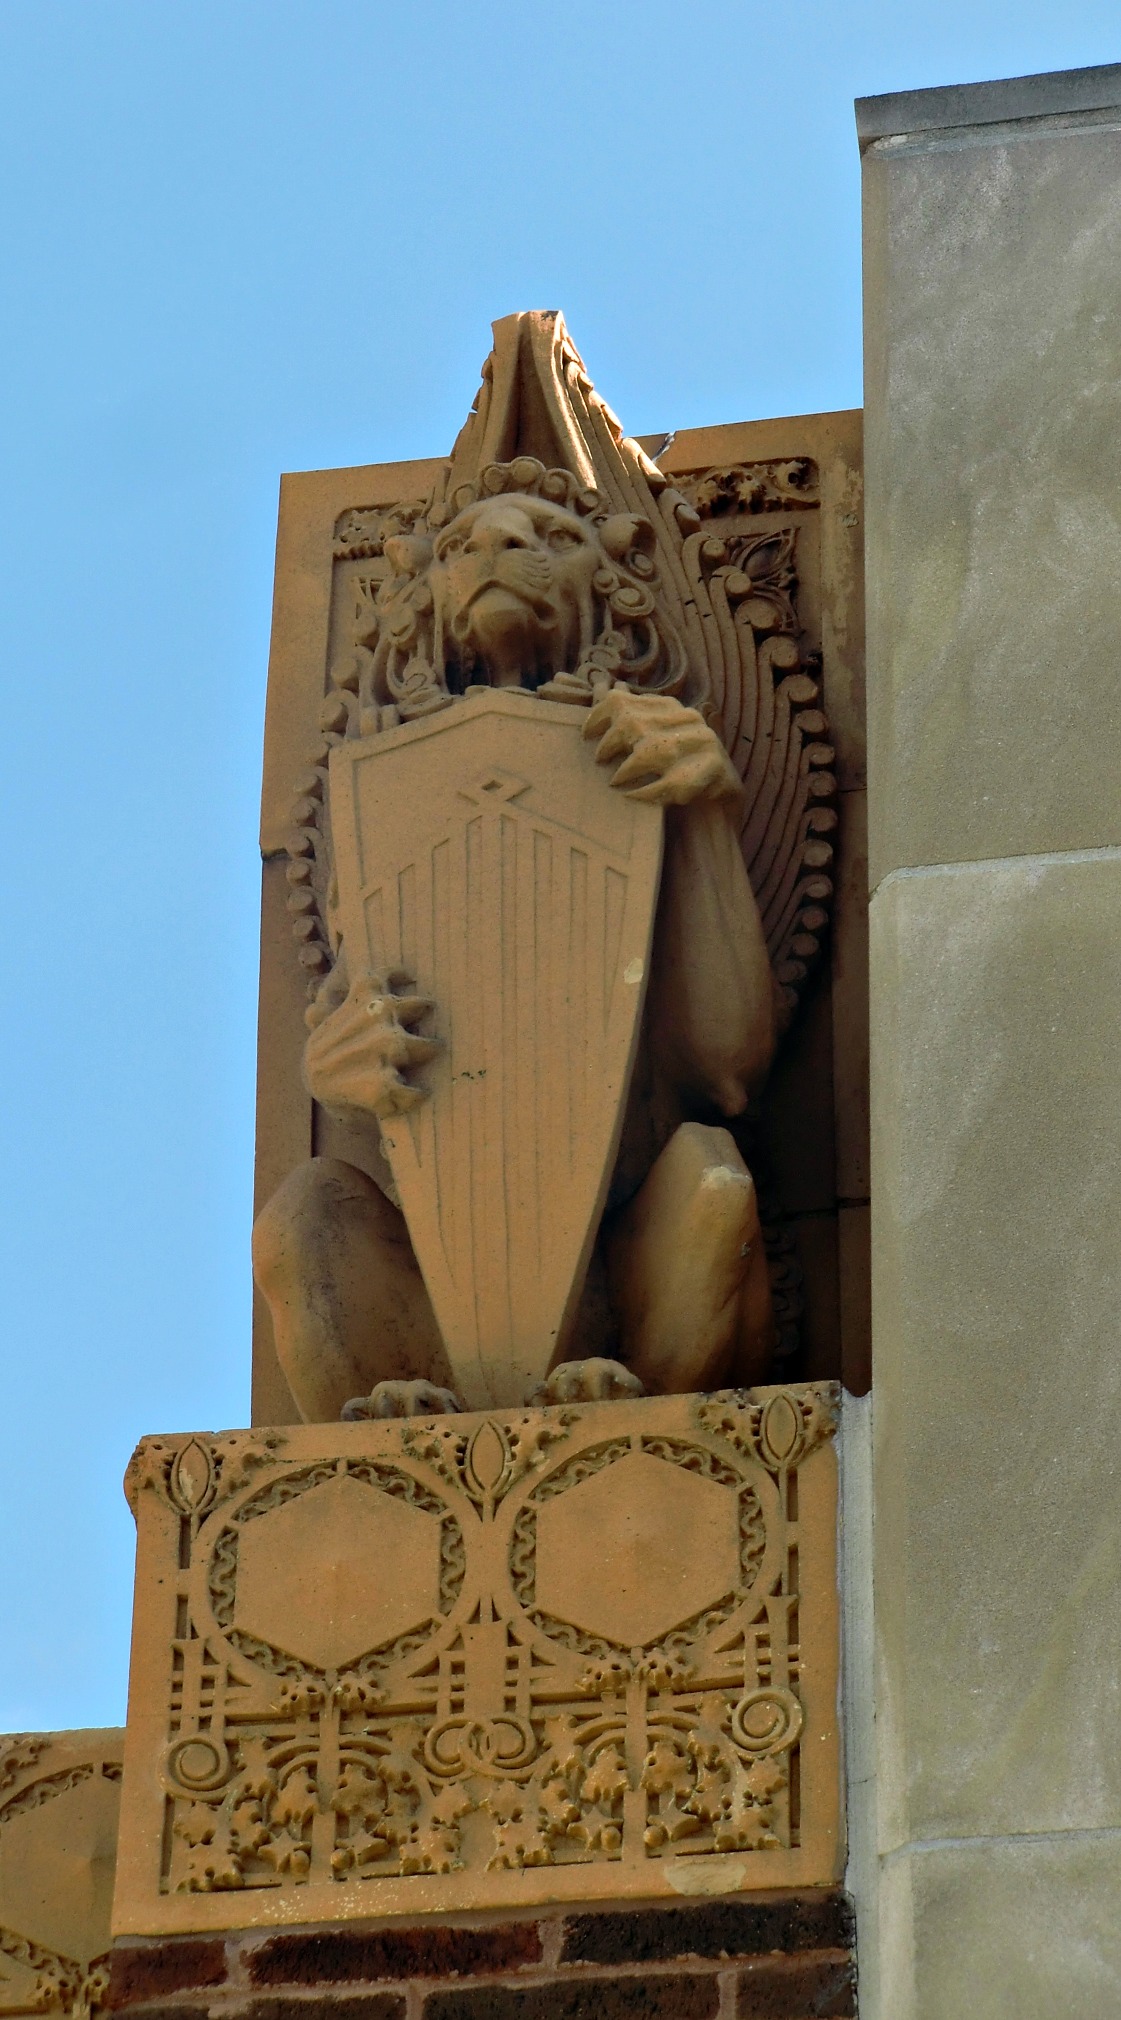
(450, 311, 837, 1030)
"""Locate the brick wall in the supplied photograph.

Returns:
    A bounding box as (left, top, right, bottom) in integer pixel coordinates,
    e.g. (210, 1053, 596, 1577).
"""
(106, 1892, 855, 2019)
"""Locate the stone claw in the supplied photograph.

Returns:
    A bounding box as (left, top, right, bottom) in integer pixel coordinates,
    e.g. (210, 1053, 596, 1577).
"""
(341, 1380, 462, 1420)
(527, 1358, 646, 1405)
(582, 688, 739, 804)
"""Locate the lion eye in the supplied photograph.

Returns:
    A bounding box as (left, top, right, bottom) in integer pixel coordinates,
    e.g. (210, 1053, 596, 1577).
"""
(546, 528, 580, 550)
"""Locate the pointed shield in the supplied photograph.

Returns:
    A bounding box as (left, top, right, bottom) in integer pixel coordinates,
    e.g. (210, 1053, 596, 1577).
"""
(328, 688, 663, 1409)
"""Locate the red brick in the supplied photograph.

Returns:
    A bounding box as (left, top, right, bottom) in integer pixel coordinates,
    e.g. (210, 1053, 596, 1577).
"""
(558, 1893, 855, 1967)
(731, 1951, 856, 2017)
(106, 1939, 228, 2009)
(248, 1923, 541, 1987)
(243, 1998, 406, 2020)
(422, 1975, 720, 2020)
(103, 2006, 213, 2020)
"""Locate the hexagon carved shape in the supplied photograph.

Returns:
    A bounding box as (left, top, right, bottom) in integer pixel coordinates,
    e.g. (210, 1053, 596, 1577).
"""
(534, 1450, 740, 1647)
(0, 1771, 119, 1965)
(234, 1474, 442, 1670)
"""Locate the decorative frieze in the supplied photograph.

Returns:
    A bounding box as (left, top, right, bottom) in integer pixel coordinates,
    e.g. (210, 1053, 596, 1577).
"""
(114, 1386, 840, 1936)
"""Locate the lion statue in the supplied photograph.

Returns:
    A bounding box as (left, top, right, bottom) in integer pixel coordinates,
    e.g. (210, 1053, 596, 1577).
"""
(252, 314, 834, 1421)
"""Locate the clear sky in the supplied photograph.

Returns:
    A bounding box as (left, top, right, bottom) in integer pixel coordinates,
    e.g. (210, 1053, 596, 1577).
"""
(1, 0, 1117, 1732)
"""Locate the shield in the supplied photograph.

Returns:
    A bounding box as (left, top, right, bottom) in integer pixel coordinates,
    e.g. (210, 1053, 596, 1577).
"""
(328, 688, 664, 1408)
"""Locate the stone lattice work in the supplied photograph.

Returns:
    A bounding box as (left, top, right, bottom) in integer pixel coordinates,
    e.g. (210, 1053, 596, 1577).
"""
(115, 1387, 839, 1936)
(0, 1728, 123, 2016)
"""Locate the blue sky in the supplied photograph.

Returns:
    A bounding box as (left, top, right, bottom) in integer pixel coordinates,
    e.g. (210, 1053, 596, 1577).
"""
(1, 1, 1117, 1730)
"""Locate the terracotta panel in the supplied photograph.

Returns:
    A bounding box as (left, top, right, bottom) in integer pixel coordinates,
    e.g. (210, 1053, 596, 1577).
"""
(0, 1728, 123, 2017)
(114, 1389, 840, 1936)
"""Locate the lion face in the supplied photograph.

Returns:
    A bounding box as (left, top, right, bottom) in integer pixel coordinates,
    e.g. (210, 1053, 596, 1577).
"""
(353, 458, 687, 721)
(431, 496, 601, 687)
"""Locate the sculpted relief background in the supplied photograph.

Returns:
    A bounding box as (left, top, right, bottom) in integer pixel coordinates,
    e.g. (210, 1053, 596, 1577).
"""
(251, 313, 868, 1426)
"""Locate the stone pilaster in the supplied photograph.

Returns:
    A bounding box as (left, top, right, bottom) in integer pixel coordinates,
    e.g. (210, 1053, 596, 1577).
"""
(859, 63, 1121, 2017)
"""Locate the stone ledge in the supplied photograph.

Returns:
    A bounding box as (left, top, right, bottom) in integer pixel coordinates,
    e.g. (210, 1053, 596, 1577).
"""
(855, 61, 1121, 153)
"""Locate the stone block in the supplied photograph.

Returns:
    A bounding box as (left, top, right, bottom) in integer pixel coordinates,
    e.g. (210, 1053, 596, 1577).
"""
(862, 81, 1121, 884)
(114, 1389, 840, 1936)
(869, 851, 1121, 1851)
(0, 1728, 123, 2017)
(880, 1832, 1121, 2019)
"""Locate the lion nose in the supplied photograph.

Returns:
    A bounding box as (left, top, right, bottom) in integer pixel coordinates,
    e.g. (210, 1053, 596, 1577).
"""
(468, 528, 530, 558)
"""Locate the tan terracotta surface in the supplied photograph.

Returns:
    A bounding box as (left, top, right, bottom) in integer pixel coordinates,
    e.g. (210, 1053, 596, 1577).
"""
(113, 1386, 840, 1936)
(0, 1728, 122, 2016)
(251, 315, 867, 1423)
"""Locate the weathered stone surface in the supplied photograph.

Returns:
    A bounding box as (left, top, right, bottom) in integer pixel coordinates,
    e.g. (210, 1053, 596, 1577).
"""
(870, 851, 1121, 1851)
(114, 1389, 839, 1936)
(862, 68, 1121, 886)
(861, 63, 1121, 2014)
(880, 1834, 1121, 2020)
(856, 61, 1121, 151)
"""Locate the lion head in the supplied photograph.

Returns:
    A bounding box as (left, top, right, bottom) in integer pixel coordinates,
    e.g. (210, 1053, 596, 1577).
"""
(338, 456, 689, 726)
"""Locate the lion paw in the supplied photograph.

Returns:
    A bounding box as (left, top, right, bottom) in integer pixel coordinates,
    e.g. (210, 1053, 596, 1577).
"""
(527, 1358, 646, 1405)
(341, 1380, 462, 1420)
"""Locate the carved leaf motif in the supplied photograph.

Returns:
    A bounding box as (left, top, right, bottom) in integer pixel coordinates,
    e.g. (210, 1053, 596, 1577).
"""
(581, 1744, 628, 1810)
(0, 1734, 48, 1789)
(400, 1825, 460, 1875)
(483, 1784, 523, 1826)
(538, 1777, 579, 1834)
(169, 1439, 213, 1513)
(697, 1385, 839, 1475)
(686, 1762, 732, 1825)
(760, 1393, 802, 1466)
(466, 1420, 507, 1495)
(173, 1802, 217, 1849)
(488, 1817, 552, 1870)
(641, 1739, 693, 1801)
(256, 1832, 310, 1878)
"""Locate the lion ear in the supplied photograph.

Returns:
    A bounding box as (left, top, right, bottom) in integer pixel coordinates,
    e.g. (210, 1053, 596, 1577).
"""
(598, 512, 656, 562)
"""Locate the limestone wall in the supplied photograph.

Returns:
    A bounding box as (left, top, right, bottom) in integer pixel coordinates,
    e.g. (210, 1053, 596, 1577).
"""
(859, 61, 1121, 2018)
